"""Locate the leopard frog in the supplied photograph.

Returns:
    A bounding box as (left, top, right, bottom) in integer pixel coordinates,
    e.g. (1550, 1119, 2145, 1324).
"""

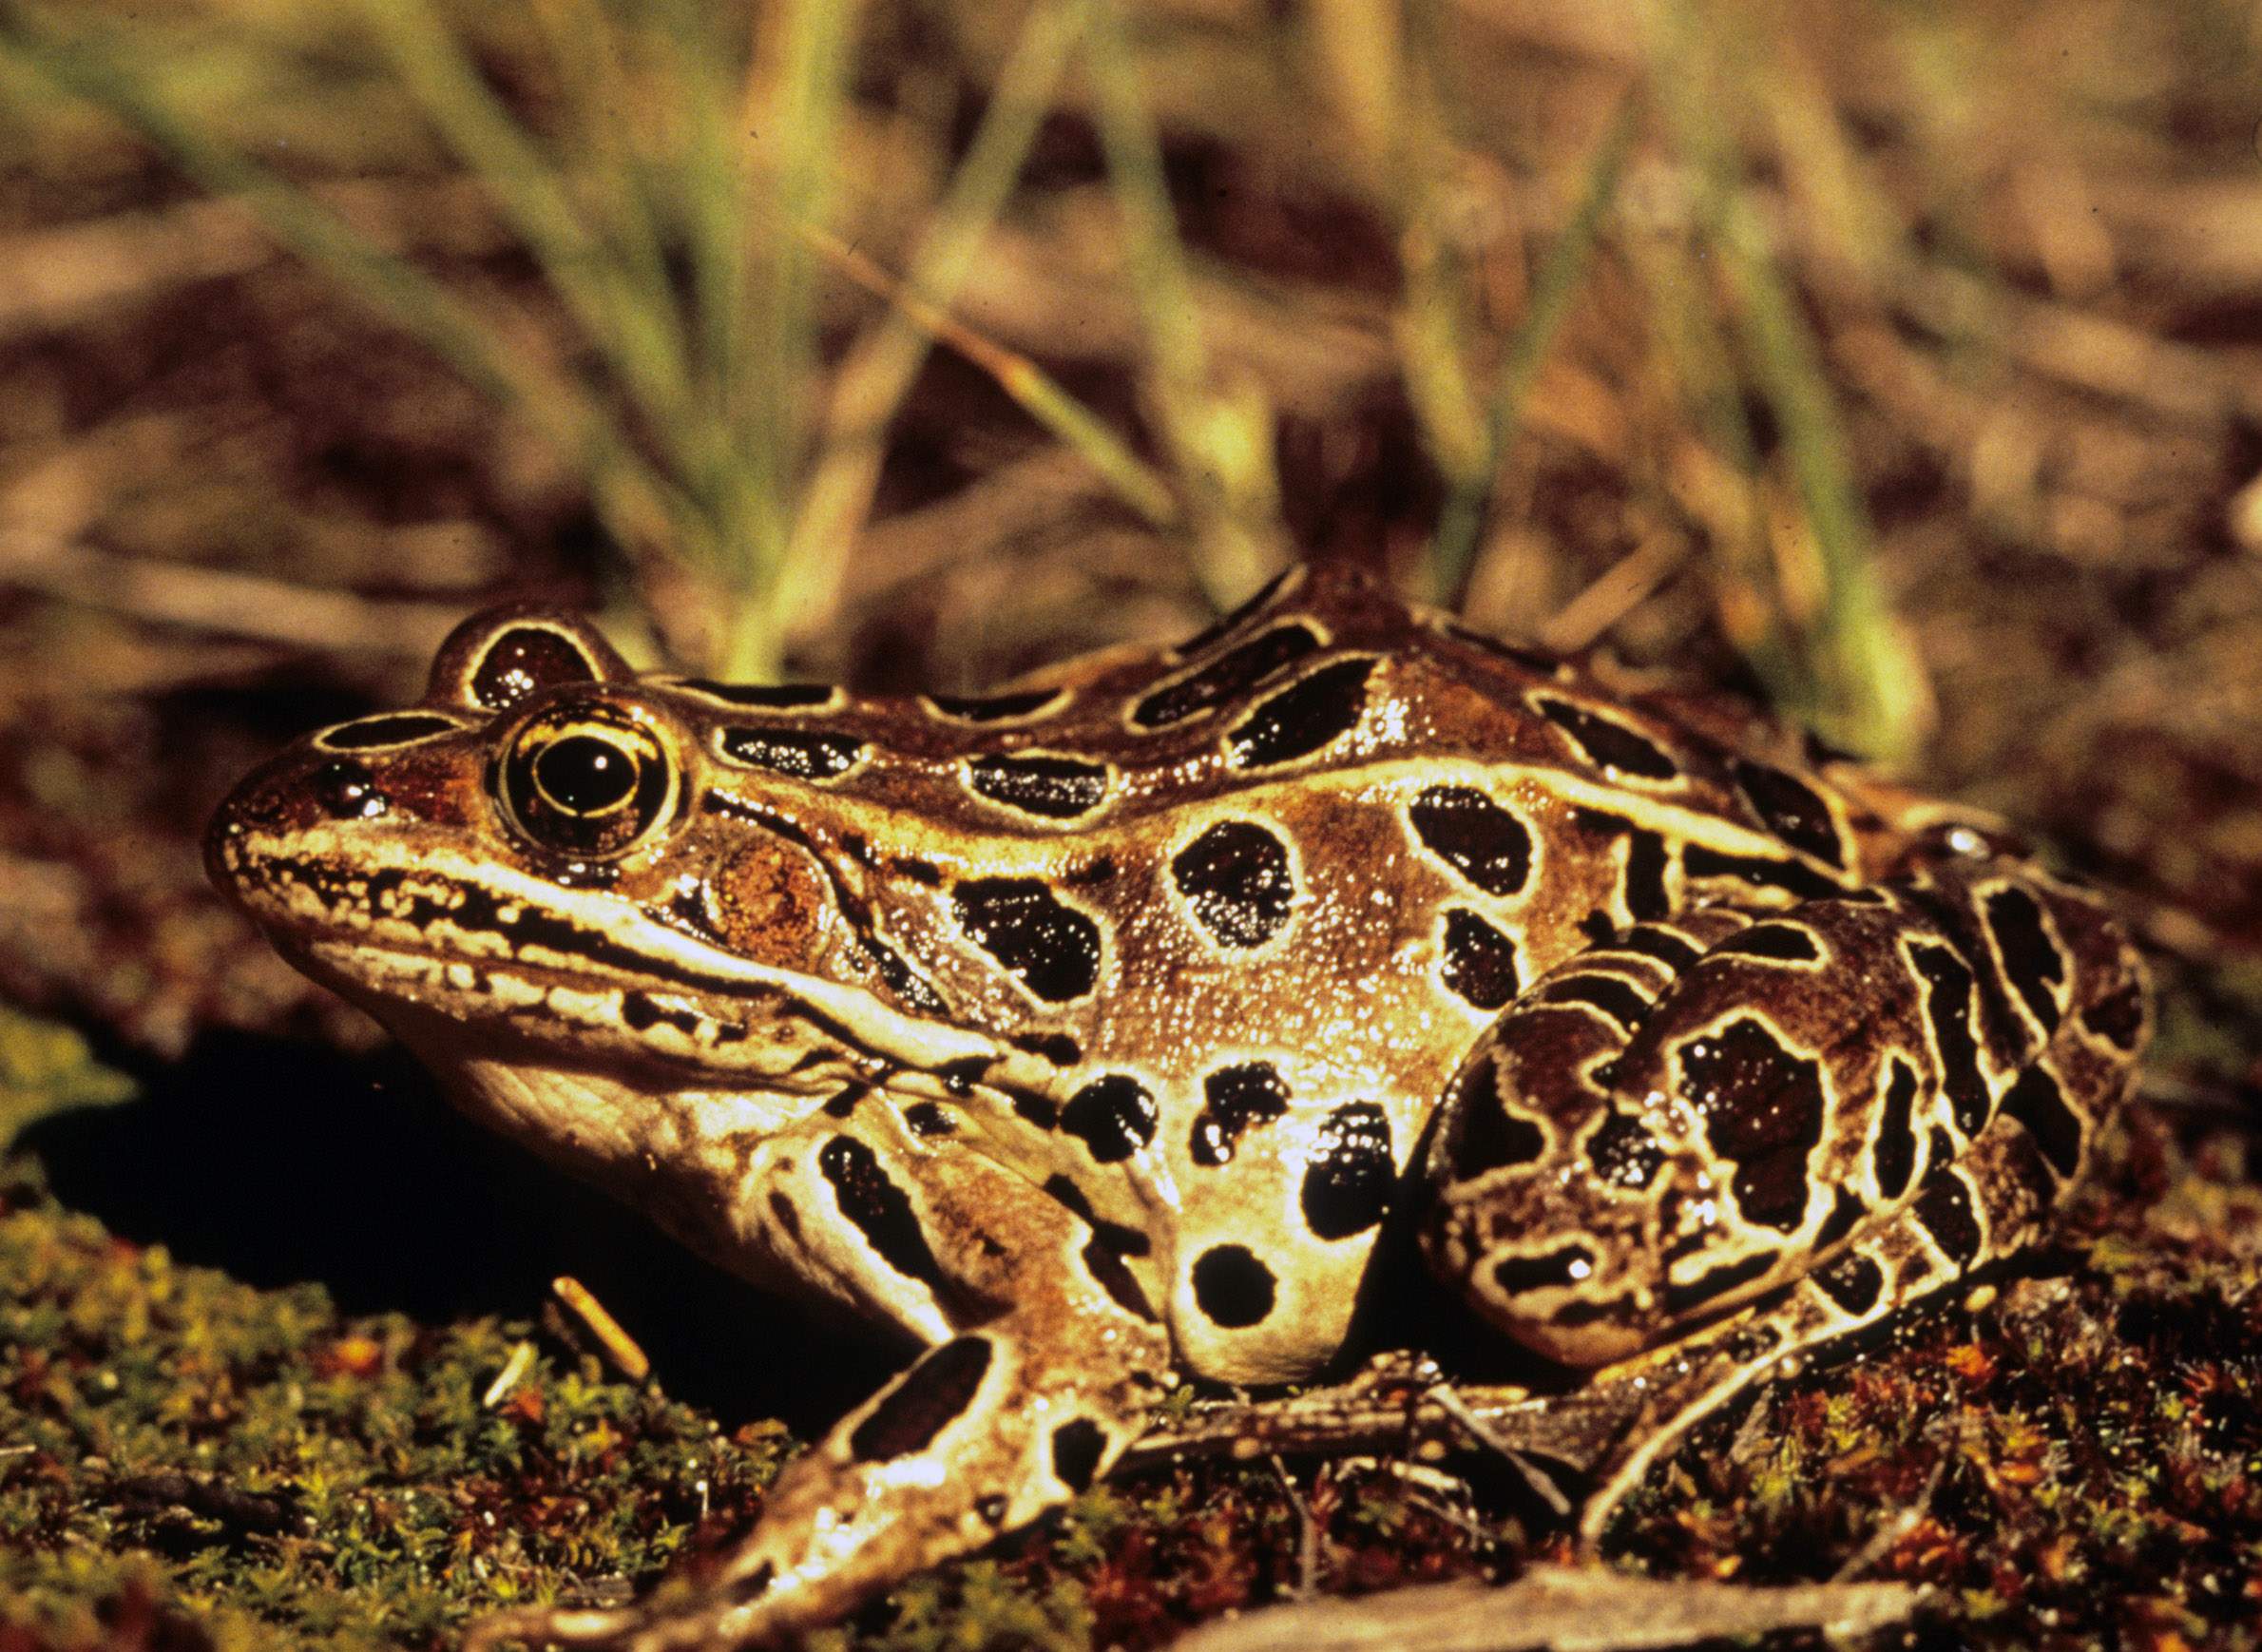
(206, 563, 2148, 1648)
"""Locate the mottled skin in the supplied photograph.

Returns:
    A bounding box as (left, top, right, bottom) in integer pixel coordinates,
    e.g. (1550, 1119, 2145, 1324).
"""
(205, 564, 2147, 1648)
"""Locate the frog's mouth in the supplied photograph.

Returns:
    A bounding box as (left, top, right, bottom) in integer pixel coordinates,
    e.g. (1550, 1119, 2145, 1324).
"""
(213, 823, 1017, 1095)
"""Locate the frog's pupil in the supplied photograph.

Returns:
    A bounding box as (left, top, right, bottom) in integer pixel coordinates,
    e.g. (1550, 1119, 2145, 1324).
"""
(536, 736, 637, 814)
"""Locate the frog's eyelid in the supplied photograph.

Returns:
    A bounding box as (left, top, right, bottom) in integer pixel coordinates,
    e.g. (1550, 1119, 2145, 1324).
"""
(426, 608, 630, 712)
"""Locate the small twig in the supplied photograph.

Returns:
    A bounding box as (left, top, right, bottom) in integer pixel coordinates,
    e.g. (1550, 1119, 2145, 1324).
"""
(1427, 1382, 1575, 1518)
(1270, 1453, 1320, 1599)
(550, 1276, 652, 1384)
(1832, 1460, 1946, 1584)
(482, 1340, 538, 1409)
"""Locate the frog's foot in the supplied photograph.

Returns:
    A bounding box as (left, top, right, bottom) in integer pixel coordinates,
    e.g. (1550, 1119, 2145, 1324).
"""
(466, 1109, 1176, 1651)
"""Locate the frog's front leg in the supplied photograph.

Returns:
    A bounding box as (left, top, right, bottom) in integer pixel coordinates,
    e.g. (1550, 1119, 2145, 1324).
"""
(1421, 856, 2145, 1535)
(467, 1105, 1173, 1652)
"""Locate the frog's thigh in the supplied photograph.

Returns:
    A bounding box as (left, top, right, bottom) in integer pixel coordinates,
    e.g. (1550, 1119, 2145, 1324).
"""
(1422, 862, 2144, 1369)
(471, 1115, 1173, 1652)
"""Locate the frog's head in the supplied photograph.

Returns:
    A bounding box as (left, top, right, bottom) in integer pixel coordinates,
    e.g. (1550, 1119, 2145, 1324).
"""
(207, 608, 1002, 1177)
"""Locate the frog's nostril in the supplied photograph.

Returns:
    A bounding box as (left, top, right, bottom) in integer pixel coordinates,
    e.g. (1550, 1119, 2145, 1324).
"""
(311, 759, 389, 821)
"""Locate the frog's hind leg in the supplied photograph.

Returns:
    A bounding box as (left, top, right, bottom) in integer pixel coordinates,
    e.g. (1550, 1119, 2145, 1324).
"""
(464, 1112, 1175, 1652)
(1419, 850, 2146, 1541)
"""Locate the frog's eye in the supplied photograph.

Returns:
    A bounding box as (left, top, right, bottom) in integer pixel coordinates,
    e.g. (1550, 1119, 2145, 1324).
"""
(496, 703, 676, 858)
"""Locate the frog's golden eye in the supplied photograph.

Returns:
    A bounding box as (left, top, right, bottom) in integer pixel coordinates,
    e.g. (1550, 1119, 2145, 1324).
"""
(496, 704, 676, 858)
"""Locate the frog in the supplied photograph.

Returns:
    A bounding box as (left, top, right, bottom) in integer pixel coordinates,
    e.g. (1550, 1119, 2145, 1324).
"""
(204, 560, 2149, 1649)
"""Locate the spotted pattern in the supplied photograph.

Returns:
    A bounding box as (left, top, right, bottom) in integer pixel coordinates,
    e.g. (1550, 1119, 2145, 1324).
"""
(1984, 887, 2064, 1034)
(1732, 759, 1846, 868)
(1573, 810, 1672, 921)
(1533, 696, 1679, 781)
(471, 625, 600, 711)
(1171, 820, 1294, 948)
(818, 1136, 949, 1297)
(2082, 978, 2146, 1049)
(1682, 844, 1845, 901)
(1873, 1057, 1920, 1200)
(848, 1335, 991, 1462)
(1813, 1251, 1886, 1316)
(1191, 1244, 1276, 1327)
(1439, 909, 1521, 1009)
(952, 878, 1102, 1002)
(1713, 924, 1823, 964)
(1663, 1248, 1778, 1316)
(1169, 568, 1292, 659)
(1190, 1062, 1290, 1167)
(1408, 786, 1532, 896)
(1492, 1244, 1595, 1296)
(1679, 1016, 1825, 1233)
(719, 726, 866, 780)
(1586, 1109, 1667, 1190)
(1050, 1418, 1107, 1491)
(1299, 1104, 1394, 1239)
(1225, 659, 1375, 768)
(1134, 624, 1321, 728)
(1909, 942, 1991, 1137)
(1912, 1165, 1984, 1265)
(2002, 1066, 2082, 1181)
(966, 754, 1112, 819)
(1445, 1056, 1546, 1179)
(1060, 1075, 1158, 1163)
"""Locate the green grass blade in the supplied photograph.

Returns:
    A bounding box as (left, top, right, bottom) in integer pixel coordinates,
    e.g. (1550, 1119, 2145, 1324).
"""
(1429, 94, 1638, 605)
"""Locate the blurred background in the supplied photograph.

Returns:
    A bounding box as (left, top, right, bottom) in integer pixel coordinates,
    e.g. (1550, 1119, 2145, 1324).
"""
(2, 1, 2259, 1646)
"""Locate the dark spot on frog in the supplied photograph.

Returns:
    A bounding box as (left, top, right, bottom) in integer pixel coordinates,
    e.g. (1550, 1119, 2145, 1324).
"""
(1585, 1109, 1665, 1190)
(1225, 657, 1375, 768)
(903, 1103, 955, 1138)
(1910, 941, 1991, 1137)
(1189, 1062, 1289, 1166)
(1135, 622, 1322, 728)
(1299, 1104, 1394, 1240)
(1168, 567, 1291, 659)
(1873, 1057, 1919, 1200)
(1013, 1093, 1060, 1130)
(1490, 1244, 1596, 1297)
(976, 1493, 1010, 1527)
(2081, 976, 2146, 1050)
(951, 878, 1102, 1003)
(1444, 1055, 1545, 1179)
(1409, 786, 1532, 896)
(967, 753, 1112, 819)
(1440, 908, 1521, 1010)
(317, 712, 461, 751)
(767, 1192, 801, 1242)
(1061, 1075, 1157, 1163)
(1190, 1244, 1275, 1328)
(1051, 1417, 1109, 1492)
(1813, 1251, 1886, 1316)
(1537, 973, 1653, 1032)
(824, 1083, 870, 1120)
(1010, 1030, 1083, 1066)
(471, 625, 602, 712)
(1580, 909, 1618, 945)
(2002, 1066, 2083, 1182)
(864, 937, 949, 1015)
(1984, 886, 2064, 1033)
(1662, 1248, 1778, 1316)
(924, 687, 1064, 721)
(891, 855, 943, 887)
(621, 990, 700, 1037)
(311, 759, 388, 820)
(817, 1135, 949, 1296)
(1912, 1165, 1984, 1266)
(1619, 925, 1701, 970)
(1681, 844, 1843, 901)
(1713, 924, 1823, 964)
(679, 679, 837, 708)
(1731, 758, 1846, 869)
(1042, 1175, 1152, 1256)
(1063, 855, 1119, 887)
(936, 1056, 989, 1096)
(849, 1335, 992, 1463)
(719, 725, 866, 780)
(1533, 696, 1679, 781)
(1677, 1015, 1825, 1234)
(1571, 810, 1671, 921)
(1081, 1239, 1158, 1322)
(1172, 820, 1294, 949)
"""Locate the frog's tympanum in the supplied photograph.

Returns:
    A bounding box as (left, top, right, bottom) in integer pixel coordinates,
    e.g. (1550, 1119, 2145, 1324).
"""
(208, 563, 2148, 1648)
